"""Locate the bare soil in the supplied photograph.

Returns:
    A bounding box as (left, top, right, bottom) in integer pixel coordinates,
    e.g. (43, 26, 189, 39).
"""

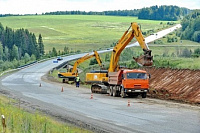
(143, 67, 200, 104)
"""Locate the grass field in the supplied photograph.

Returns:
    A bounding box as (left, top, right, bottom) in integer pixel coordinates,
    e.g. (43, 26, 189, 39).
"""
(0, 95, 90, 133)
(0, 15, 174, 53)
(1, 14, 199, 70)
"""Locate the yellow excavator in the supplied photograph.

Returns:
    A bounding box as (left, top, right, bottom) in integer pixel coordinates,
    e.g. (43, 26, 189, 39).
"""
(86, 22, 153, 94)
(58, 50, 102, 83)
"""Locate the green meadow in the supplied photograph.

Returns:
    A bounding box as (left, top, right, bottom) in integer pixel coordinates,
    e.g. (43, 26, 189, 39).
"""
(0, 15, 171, 53)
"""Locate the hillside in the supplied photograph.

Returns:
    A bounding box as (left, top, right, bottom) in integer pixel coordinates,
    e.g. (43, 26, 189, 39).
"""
(0, 15, 175, 53)
(144, 67, 200, 104)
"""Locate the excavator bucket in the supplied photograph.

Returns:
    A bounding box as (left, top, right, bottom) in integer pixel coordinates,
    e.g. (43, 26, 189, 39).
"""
(133, 50, 153, 66)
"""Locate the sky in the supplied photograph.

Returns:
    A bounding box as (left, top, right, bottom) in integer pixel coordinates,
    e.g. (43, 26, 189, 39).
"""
(0, 0, 200, 15)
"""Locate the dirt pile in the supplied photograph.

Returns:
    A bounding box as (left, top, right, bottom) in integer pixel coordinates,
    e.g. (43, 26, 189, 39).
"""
(144, 67, 200, 104)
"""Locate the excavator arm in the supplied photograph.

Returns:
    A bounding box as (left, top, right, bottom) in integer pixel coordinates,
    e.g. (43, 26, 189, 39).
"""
(108, 22, 153, 72)
(71, 50, 103, 74)
(131, 23, 153, 67)
(58, 50, 102, 82)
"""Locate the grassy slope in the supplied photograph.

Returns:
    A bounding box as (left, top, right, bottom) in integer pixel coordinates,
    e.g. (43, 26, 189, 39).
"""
(0, 95, 90, 133)
(0, 15, 168, 53)
(1, 15, 199, 71)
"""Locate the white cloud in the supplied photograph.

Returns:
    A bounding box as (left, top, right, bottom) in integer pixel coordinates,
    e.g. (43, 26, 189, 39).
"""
(0, 0, 199, 14)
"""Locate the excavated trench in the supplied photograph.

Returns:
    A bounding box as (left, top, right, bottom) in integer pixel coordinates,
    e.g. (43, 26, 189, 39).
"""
(143, 67, 200, 104)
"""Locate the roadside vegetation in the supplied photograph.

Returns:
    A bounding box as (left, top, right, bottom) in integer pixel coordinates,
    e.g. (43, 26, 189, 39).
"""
(0, 95, 90, 133)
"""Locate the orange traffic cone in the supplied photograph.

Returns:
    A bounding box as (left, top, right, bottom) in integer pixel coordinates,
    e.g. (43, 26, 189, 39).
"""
(90, 93, 93, 99)
(61, 87, 64, 92)
(39, 83, 41, 87)
(127, 100, 130, 107)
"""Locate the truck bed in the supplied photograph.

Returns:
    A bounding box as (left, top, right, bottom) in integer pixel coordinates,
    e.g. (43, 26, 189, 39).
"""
(108, 70, 123, 85)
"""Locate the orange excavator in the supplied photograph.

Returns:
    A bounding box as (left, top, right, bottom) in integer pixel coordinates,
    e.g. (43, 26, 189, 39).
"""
(86, 22, 153, 98)
(58, 50, 102, 83)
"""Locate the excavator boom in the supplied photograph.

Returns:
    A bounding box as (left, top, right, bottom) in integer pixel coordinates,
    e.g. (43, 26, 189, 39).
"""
(130, 23, 153, 66)
(72, 51, 103, 74)
(109, 22, 153, 72)
(58, 50, 102, 82)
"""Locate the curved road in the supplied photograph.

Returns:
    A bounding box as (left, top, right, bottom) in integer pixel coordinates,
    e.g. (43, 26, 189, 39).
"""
(1, 24, 200, 133)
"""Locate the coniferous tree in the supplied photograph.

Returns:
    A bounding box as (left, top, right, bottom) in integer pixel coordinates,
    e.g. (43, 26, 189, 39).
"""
(4, 46, 9, 61)
(0, 43, 3, 60)
(31, 33, 39, 59)
(38, 34, 44, 56)
(52, 47, 57, 57)
(64, 46, 69, 54)
(0, 22, 4, 38)
(11, 45, 19, 60)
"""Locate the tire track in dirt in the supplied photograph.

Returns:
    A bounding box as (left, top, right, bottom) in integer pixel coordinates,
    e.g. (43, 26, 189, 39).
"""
(144, 67, 200, 104)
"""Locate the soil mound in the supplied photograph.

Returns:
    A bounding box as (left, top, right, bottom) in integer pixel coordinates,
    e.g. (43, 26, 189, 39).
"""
(144, 67, 200, 104)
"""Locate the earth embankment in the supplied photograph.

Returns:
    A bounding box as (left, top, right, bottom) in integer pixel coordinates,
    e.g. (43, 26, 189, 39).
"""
(144, 67, 200, 104)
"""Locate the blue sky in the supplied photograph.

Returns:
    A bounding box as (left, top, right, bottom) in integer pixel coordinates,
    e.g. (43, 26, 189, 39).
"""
(0, 0, 199, 14)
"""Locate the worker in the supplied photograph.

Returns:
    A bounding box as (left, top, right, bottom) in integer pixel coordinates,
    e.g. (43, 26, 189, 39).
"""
(75, 75, 80, 87)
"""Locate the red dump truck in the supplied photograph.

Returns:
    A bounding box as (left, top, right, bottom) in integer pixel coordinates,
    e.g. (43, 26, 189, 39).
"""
(108, 69, 150, 98)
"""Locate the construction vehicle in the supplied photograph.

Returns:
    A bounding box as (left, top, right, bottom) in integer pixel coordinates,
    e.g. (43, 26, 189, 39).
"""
(85, 22, 153, 98)
(58, 50, 102, 83)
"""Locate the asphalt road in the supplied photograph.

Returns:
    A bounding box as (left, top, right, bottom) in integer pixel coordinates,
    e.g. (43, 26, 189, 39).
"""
(1, 24, 200, 133)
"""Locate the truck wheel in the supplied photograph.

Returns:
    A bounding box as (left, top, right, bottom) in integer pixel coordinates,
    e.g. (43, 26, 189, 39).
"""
(62, 79, 65, 83)
(121, 89, 126, 98)
(109, 86, 113, 96)
(142, 92, 147, 98)
(113, 88, 117, 97)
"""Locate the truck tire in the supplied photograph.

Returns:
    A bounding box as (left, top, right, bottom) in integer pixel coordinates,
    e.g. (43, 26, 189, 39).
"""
(62, 79, 65, 83)
(121, 87, 126, 98)
(142, 92, 147, 98)
(113, 87, 117, 97)
(109, 86, 113, 96)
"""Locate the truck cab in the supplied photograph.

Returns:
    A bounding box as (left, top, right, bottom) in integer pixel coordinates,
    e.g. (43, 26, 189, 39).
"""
(122, 69, 149, 98)
(108, 69, 150, 98)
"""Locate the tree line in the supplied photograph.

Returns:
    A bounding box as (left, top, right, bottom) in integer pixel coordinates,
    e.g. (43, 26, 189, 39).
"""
(179, 10, 200, 43)
(0, 23, 44, 71)
(138, 5, 190, 21)
(43, 9, 139, 17)
(0, 5, 190, 21)
(43, 5, 190, 21)
(0, 23, 44, 61)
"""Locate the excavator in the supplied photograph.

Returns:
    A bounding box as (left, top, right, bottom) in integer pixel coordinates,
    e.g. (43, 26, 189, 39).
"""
(58, 50, 103, 83)
(85, 22, 153, 97)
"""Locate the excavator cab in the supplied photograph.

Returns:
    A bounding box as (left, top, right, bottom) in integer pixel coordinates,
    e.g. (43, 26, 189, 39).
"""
(133, 49, 153, 66)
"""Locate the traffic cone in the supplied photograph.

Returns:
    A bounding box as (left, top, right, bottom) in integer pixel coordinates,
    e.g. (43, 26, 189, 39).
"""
(61, 87, 64, 92)
(127, 100, 130, 107)
(39, 83, 41, 87)
(90, 93, 93, 99)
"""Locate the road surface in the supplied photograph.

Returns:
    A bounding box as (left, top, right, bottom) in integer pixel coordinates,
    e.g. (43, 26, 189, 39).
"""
(1, 24, 200, 133)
